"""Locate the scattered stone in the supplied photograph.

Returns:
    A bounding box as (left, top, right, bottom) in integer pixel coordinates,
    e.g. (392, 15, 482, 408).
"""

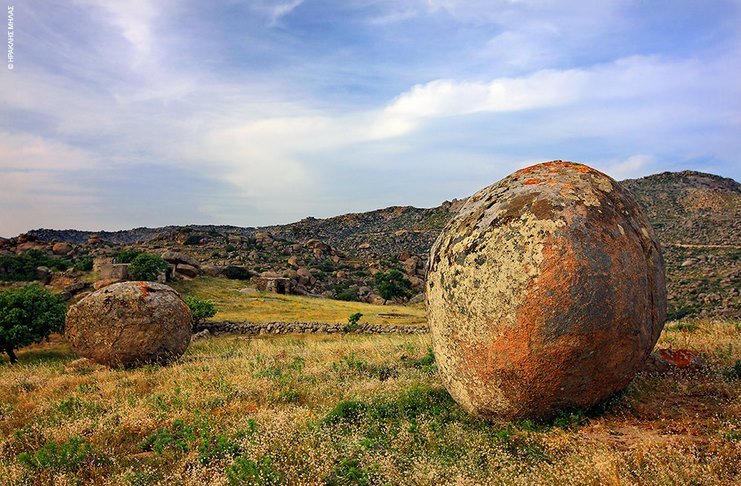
(65, 281, 192, 368)
(408, 293, 425, 304)
(52, 242, 72, 255)
(191, 329, 212, 342)
(201, 265, 223, 277)
(99, 263, 130, 280)
(426, 161, 667, 420)
(64, 357, 105, 372)
(175, 263, 199, 278)
(162, 251, 200, 268)
(644, 348, 705, 373)
(36, 266, 52, 284)
(59, 281, 90, 301)
(94, 278, 121, 290)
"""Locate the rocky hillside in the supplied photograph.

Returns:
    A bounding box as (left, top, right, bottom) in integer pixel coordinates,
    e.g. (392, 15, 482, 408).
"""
(620, 171, 740, 319)
(15, 170, 741, 319)
(621, 171, 740, 246)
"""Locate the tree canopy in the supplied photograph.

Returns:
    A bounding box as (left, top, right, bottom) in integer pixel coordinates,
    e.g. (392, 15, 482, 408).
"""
(373, 269, 412, 304)
(0, 284, 66, 364)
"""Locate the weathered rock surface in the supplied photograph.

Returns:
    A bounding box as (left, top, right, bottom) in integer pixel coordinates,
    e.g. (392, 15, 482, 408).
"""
(52, 242, 72, 255)
(426, 161, 667, 420)
(65, 281, 192, 367)
(176, 263, 199, 278)
(162, 251, 200, 268)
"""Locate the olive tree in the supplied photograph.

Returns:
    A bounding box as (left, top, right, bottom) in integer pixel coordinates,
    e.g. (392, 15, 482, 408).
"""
(0, 284, 66, 364)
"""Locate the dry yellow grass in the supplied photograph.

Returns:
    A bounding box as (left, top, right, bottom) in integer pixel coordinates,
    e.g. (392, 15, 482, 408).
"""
(171, 277, 427, 326)
(0, 318, 738, 485)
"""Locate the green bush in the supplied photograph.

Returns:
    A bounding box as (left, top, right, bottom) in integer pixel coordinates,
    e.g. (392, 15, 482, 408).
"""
(0, 250, 70, 281)
(129, 253, 168, 281)
(0, 284, 66, 363)
(74, 255, 94, 272)
(112, 248, 142, 264)
(325, 458, 370, 486)
(226, 456, 283, 485)
(18, 437, 96, 472)
(140, 418, 244, 465)
(334, 281, 360, 302)
(343, 312, 363, 333)
(373, 269, 412, 304)
(184, 296, 217, 327)
(336, 288, 360, 301)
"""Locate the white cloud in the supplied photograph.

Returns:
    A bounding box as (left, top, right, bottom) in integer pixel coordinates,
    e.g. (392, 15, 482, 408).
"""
(75, 0, 160, 60)
(268, 0, 304, 25)
(603, 155, 657, 180)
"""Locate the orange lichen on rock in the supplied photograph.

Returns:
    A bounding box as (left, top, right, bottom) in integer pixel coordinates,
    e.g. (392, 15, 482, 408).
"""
(138, 281, 151, 297)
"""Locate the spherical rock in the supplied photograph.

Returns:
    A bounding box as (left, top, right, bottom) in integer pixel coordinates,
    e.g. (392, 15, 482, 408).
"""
(426, 161, 666, 420)
(65, 281, 192, 368)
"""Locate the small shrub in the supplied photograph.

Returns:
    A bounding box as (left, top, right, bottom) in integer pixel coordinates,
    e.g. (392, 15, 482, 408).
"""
(18, 436, 96, 472)
(325, 457, 370, 486)
(667, 321, 698, 333)
(226, 455, 283, 485)
(335, 288, 360, 302)
(140, 419, 196, 455)
(343, 313, 363, 333)
(184, 296, 217, 328)
(129, 253, 168, 281)
(551, 409, 587, 429)
(323, 400, 368, 425)
(140, 419, 243, 464)
(403, 347, 436, 373)
(74, 255, 94, 271)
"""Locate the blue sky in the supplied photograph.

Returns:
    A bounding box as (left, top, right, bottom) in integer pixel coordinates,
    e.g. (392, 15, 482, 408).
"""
(1, 0, 739, 236)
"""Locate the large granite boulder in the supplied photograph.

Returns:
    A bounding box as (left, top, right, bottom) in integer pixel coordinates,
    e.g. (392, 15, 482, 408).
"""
(65, 281, 192, 368)
(426, 161, 666, 420)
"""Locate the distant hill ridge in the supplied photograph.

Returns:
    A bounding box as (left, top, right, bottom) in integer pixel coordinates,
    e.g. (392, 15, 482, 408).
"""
(27, 170, 740, 252)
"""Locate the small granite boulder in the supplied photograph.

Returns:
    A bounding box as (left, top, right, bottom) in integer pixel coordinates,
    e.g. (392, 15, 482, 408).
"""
(426, 161, 666, 420)
(52, 242, 72, 255)
(65, 281, 192, 368)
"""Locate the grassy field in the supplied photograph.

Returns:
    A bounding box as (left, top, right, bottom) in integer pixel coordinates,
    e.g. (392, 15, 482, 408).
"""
(0, 319, 738, 485)
(171, 277, 427, 326)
